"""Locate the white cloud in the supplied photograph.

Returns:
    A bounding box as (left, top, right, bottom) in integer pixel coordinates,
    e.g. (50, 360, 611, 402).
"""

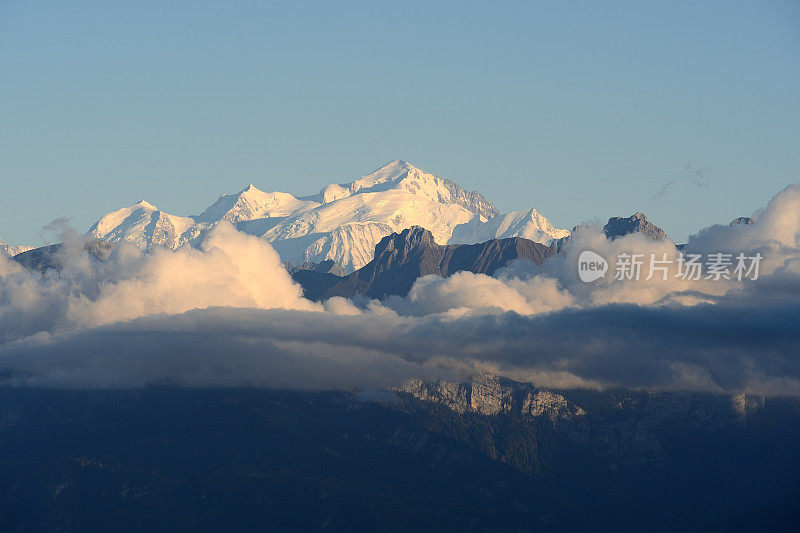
(1, 185, 799, 394)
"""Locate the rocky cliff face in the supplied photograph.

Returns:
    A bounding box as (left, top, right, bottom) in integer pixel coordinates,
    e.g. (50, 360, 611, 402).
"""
(603, 212, 668, 241)
(399, 374, 586, 421)
(441, 178, 499, 220)
(293, 226, 557, 300)
(730, 216, 755, 226)
(396, 374, 785, 470)
(285, 259, 345, 277)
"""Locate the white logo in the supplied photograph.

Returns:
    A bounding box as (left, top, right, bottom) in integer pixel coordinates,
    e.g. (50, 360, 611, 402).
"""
(578, 250, 608, 283)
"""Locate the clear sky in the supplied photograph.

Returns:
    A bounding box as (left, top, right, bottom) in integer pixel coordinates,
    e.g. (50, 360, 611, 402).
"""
(1, 1, 798, 246)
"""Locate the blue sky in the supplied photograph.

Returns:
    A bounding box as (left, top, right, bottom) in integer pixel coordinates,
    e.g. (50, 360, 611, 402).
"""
(1, 1, 798, 245)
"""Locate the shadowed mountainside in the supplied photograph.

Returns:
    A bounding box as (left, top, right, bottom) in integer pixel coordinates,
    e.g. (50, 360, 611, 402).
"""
(11, 240, 114, 272)
(291, 226, 558, 301)
(603, 212, 668, 241)
(0, 380, 797, 531)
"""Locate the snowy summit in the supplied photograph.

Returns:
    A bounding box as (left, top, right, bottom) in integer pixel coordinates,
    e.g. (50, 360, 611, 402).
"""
(89, 160, 569, 272)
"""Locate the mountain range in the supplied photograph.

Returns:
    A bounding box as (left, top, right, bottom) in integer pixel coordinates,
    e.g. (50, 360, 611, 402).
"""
(292, 226, 558, 300)
(0, 238, 32, 258)
(291, 212, 671, 300)
(3, 166, 797, 531)
(1, 381, 797, 530)
(86, 160, 570, 272)
(10, 212, 670, 302)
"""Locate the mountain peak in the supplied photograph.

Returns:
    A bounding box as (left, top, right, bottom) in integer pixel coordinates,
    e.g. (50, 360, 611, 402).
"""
(236, 183, 269, 198)
(377, 159, 415, 171)
(374, 226, 436, 255)
(0, 237, 33, 257)
(86, 160, 565, 272)
(347, 160, 416, 193)
(342, 160, 499, 220)
(729, 216, 754, 226)
(294, 227, 558, 300)
(196, 183, 314, 224)
(133, 200, 157, 211)
(449, 207, 568, 245)
(603, 212, 667, 241)
(396, 225, 436, 246)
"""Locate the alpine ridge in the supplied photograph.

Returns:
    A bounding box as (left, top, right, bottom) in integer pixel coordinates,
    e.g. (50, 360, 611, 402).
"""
(0, 238, 33, 257)
(291, 226, 558, 300)
(87, 160, 570, 272)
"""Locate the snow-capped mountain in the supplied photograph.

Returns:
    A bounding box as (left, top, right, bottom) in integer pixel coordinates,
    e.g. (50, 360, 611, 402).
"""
(196, 186, 319, 224)
(88, 160, 570, 272)
(0, 238, 33, 257)
(449, 208, 570, 245)
(90, 201, 204, 250)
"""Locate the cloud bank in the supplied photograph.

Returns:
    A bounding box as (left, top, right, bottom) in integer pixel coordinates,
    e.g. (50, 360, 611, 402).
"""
(1, 185, 799, 394)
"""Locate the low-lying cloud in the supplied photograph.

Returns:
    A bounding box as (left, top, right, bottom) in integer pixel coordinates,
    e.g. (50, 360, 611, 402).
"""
(1, 185, 799, 394)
